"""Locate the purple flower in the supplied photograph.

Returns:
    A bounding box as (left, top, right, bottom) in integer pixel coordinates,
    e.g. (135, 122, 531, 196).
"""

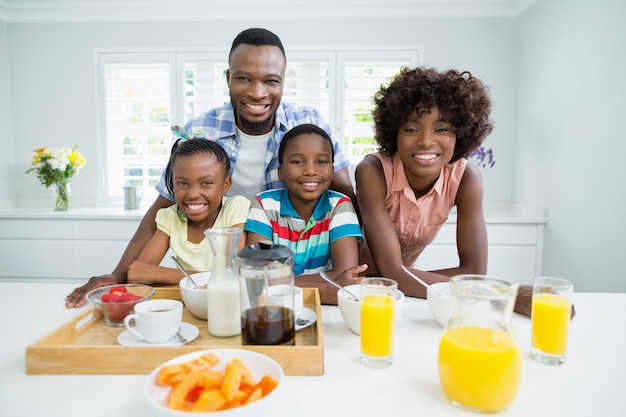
(466, 146, 495, 168)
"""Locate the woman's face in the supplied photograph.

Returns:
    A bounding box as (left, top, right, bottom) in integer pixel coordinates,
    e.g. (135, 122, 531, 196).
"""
(171, 153, 230, 222)
(396, 107, 456, 181)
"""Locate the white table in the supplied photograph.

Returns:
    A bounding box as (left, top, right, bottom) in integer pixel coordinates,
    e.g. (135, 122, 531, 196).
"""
(1, 282, 624, 416)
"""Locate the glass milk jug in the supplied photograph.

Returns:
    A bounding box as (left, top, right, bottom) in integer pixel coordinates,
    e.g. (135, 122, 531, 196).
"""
(237, 241, 295, 346)
(204, 227, 242, 337)
(437, 275, 522, 413)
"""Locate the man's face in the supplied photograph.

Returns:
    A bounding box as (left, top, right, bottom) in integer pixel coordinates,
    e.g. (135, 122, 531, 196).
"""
(226, 44, 286, 135)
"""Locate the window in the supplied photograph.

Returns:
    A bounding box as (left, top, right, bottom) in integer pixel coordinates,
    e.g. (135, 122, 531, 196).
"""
(97, 48, 420, 203)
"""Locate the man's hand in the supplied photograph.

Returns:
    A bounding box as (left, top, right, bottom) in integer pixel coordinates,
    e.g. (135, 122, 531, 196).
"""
(514, 284, 576, 319)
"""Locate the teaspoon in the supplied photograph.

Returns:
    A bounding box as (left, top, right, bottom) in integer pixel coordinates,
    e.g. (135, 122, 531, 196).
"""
(401, 265, 443, 296)
(320, 271, 361, 301)
(171, 256, 199, 289)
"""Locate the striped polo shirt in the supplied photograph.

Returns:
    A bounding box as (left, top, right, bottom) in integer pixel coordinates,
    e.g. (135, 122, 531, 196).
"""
(244, 189, 363, 275)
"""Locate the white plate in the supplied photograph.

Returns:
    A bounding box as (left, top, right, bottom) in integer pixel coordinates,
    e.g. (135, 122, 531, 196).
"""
(117, 322, 199, 346)
(295, 307, 317, 332)
(144, 349, 284, 416)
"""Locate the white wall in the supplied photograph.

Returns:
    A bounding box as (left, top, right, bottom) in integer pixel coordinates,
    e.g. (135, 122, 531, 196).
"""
(0, 21, 14, 199)
(5, 18, 516, 204)
(515, 0, 626, 291)
(4, 3, 624, 292)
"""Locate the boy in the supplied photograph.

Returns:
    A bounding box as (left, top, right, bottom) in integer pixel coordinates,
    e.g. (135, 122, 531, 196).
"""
(245, 124, 366, 304)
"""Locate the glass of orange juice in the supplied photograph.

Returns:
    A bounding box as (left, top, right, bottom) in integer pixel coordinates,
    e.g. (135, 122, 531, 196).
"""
(360, 277, 397, 368)
(531, 276, 573, 365)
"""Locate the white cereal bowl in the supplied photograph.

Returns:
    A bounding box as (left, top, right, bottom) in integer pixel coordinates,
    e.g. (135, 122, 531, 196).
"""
(427, 282, 452, 327)
(179, 272, 210, 320)
(337, 283, 405, 335)
(144, 348, 284, 417)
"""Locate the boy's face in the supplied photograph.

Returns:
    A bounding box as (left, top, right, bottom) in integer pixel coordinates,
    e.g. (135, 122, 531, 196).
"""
(172, 153, 231, 223)
(226, 44, 286, 136)
(278, 133, 334, 207)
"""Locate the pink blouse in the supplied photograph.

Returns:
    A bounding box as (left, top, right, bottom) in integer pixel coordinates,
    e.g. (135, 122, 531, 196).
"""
(358, 152, 467, 273)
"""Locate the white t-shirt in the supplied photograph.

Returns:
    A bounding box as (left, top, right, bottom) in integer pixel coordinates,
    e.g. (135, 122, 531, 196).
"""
(229, 129, 271, 200)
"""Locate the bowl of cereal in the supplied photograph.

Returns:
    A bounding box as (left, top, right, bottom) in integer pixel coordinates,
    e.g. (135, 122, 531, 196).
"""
(179, 272, 209, 320)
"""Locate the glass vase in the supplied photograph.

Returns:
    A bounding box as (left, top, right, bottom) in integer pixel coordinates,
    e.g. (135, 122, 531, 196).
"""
(53, 180, 71, 211)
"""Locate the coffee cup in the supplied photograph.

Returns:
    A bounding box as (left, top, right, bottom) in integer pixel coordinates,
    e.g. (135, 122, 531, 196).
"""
(267, 285, 303, 316)
(123, 299, 182, 343)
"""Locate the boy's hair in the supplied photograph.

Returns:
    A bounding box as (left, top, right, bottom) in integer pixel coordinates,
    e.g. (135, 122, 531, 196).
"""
(372, 67, 494, 163)
(229, 28, 286, 61)
(164, 139, 230, 198)
(278, 124, 335, 165)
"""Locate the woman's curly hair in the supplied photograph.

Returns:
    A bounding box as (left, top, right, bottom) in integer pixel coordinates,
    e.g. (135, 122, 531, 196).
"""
(372, 67, 493, 162)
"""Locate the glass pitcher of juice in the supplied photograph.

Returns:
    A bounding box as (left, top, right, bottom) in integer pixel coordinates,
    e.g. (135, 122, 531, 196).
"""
(438, 275, 522, 413)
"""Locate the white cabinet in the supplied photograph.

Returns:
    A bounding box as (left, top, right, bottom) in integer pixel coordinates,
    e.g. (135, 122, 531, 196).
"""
(414, 203, 546, 286)
(0, 208, 142, 281)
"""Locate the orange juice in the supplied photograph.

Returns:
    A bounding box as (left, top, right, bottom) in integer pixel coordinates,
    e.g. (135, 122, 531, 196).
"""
(360, 294, 395, 357)
(531, 293, 571, 354)
(438, 326, 522, 412)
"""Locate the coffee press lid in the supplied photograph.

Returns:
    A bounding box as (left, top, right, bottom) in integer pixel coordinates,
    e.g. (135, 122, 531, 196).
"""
(238, 240, 293, 261)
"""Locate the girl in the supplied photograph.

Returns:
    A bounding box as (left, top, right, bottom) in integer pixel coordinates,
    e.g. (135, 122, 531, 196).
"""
(127, 139, 250, 285)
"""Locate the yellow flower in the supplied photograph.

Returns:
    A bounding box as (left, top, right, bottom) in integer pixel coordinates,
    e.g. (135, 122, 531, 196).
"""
(26, 145, 87, 189)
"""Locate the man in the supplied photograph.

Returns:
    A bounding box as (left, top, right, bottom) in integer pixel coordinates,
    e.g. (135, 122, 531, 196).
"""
(65, 28, 355, 307)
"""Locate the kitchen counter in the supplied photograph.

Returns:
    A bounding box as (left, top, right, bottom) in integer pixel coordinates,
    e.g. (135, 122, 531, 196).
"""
(1, 282, 623, 416)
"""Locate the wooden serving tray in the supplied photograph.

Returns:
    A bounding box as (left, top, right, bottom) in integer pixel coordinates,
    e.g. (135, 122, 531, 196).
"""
(26, 287, 323, 376)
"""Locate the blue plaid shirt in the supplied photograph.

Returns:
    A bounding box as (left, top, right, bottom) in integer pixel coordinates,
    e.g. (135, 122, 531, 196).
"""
(156, 102, 350, 202)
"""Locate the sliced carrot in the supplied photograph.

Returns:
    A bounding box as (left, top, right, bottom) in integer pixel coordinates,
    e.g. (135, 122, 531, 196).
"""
(183, 352, 220, 372)
(239, 362, 257, 388)
(243, 387, 263, 405)
(168, 370, 204, 411)
(221, 358, 244, 402)
(198, 369, 224, 390)
(191, 389, 227, 412)
(156, 364, 187, 386)
(255, 374, 279, 396)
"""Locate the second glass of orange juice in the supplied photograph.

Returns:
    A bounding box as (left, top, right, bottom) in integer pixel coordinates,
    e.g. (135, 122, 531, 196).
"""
(531, 276, 573, 365)
(360, 277, 397, 368)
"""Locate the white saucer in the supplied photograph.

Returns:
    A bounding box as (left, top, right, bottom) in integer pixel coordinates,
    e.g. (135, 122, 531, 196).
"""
(296, 307, 317, 332)
(117, 322, 199, 346)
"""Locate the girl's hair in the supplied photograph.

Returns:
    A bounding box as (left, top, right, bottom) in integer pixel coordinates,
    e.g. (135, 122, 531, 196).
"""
(164, 138, 230, 198)
(372, 67, 494, 162)
(278, 123, 335, 165)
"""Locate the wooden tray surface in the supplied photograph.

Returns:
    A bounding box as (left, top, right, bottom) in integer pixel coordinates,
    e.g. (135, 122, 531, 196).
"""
(26, 287, 324, 376)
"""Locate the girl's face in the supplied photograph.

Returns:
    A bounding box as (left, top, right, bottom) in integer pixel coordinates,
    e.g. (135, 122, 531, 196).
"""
(171, 153, 231, 222)
(278, 133, 334, 211)
(397, 107, 456, 180)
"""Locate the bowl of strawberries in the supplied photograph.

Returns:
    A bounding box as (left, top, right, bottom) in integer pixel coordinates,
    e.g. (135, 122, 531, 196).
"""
(86, 284, 156, 327)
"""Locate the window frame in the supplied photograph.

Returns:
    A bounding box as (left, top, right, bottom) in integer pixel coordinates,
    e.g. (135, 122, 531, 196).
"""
(95, 46, 422, 204)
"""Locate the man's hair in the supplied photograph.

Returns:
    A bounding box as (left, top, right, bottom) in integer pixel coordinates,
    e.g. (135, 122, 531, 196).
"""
(229, 28, 286, 61)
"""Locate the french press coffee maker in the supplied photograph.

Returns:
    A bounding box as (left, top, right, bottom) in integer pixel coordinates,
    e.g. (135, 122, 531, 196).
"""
(237, 241, 295, 346)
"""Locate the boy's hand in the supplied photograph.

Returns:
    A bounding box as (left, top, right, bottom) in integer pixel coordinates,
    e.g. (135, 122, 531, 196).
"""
(335, 264, 368, 287)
